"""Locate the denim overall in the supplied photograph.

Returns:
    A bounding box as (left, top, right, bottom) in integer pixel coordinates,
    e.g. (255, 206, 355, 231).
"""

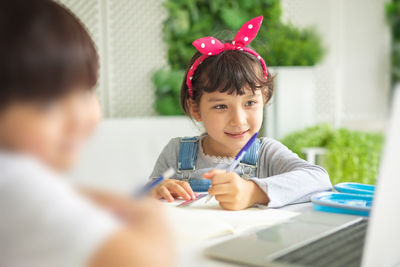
(177, 136, 261, 192)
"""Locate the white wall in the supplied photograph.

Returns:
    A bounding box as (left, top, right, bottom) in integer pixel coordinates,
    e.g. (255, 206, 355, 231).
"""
(69, 117, 201, 193)
(281, 0, 391, 131)
(58, 0, 167, 117)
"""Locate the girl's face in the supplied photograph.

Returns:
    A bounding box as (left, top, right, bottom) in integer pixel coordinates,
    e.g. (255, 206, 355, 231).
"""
(190, 89, 266, 157)
(0, 89, 100, 171)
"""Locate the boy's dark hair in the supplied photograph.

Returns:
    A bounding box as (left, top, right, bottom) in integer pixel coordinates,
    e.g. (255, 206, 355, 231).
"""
(180, 46, 274, 117)
(0, 0, 98, 109)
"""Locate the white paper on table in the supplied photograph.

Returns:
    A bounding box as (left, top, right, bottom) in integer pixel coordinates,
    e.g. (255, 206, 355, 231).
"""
(165, 197, 299, 245)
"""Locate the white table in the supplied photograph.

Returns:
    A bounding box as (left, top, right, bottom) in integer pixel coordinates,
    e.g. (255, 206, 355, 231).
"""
(176, 202, 361, 267)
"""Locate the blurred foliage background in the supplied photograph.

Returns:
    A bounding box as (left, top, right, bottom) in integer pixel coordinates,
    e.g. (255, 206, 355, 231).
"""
(281, 124, 384, 185)
(386, 0, 400, 86)
(154, 0, 325, 115)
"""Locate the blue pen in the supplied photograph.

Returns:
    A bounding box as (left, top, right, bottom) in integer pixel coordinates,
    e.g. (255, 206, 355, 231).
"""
(205, 132, 259, 203)
(134, 168, 175, 197)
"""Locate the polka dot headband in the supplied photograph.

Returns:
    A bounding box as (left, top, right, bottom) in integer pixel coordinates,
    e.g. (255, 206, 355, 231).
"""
(186, 16, 268, 98)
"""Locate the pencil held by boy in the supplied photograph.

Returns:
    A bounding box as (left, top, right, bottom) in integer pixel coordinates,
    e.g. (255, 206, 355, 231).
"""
(0, 1, 174, 266)
(149, 16, 332, 210)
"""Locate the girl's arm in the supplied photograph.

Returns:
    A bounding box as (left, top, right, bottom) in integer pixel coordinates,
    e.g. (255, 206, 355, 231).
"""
(249, 138, 332, 208)
(149, 138, 196, 201)
(149, 138, 180, 179)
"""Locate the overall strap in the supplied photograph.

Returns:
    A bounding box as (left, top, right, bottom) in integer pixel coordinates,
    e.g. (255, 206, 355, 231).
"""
(178, 136, 199, 171)
(178, 136, 211, 192)
(240, 138, 261, 166)
(238, 138, 261, 179)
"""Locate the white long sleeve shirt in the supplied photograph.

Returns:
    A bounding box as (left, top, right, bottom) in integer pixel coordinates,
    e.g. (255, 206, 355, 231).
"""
(0, 152, 120, 267)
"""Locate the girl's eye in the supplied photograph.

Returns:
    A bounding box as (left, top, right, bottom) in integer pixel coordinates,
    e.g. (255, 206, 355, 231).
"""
(245, 100, 257, 107)
(213, 104, 227, 110)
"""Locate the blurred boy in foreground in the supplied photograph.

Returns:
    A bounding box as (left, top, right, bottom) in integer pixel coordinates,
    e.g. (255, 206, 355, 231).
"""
(0, 0, 174, 266)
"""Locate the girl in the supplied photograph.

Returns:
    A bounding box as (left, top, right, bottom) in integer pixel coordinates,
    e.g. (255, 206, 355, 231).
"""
(0, 1, 173, 266)
(150, 16, 332, 210)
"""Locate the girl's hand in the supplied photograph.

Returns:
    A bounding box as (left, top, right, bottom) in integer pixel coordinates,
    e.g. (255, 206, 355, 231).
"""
(203, 169, 269, 210)
(151, 179, 196, 202)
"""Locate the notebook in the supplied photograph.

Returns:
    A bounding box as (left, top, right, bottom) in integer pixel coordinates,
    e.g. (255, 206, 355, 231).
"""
(165, 197, 299, 244)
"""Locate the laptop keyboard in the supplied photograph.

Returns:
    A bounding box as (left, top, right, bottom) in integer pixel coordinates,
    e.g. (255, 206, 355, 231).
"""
(274, 219, 368, 267)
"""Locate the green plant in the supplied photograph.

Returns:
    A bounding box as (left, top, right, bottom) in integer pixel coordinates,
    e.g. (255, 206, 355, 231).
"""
(281, 124, 385, 185)
(154, 0, 325, 115)
(153, 69, 185, 115)
(386, 0, 400, 84)
(279, 124, 333, 157)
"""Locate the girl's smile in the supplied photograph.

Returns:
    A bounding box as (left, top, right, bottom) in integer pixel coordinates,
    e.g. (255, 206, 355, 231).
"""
(224, 129, 250, 139)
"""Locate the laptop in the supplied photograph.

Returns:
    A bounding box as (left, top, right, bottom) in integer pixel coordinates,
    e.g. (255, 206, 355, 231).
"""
(204, 89, 400, 267)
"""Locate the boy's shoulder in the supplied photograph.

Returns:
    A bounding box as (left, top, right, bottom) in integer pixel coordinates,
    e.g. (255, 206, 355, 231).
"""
(0, 152, 44, 176)
(0, 151, 69, 212)
(0, 151, 58, 188)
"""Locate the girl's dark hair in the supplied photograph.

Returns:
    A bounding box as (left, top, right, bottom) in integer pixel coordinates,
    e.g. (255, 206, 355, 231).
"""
(180, 45, 274, 116)
(0, 0, 98, 109)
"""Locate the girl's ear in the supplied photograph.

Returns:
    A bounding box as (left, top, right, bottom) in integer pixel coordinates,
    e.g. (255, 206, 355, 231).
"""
(187, 99, 202, 122)
(262, 88, 268, 105)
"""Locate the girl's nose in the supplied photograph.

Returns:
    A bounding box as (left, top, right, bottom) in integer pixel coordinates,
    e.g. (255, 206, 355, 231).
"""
(229, 107, 247, 126)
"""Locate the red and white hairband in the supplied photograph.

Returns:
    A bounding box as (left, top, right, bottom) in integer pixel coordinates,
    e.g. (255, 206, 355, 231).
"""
(186, 16, 268, 98)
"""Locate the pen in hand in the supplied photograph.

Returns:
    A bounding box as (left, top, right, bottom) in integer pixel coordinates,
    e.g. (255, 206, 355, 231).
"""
(134, 168, 175, 198)
(205, 132, 259, 203)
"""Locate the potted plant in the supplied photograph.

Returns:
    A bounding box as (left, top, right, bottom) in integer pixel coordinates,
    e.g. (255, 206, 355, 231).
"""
(281, 124, 384, 185)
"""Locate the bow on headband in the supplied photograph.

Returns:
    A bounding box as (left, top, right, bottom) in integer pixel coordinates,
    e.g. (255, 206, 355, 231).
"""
(186, 16, 268, 97)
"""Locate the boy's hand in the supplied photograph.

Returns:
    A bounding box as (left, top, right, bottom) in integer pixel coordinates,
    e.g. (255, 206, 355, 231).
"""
(125, 198, 175, 267)
(89, 197, 175, 267)
(203, 169, 269, 210)
(151, 179, 196, 202)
